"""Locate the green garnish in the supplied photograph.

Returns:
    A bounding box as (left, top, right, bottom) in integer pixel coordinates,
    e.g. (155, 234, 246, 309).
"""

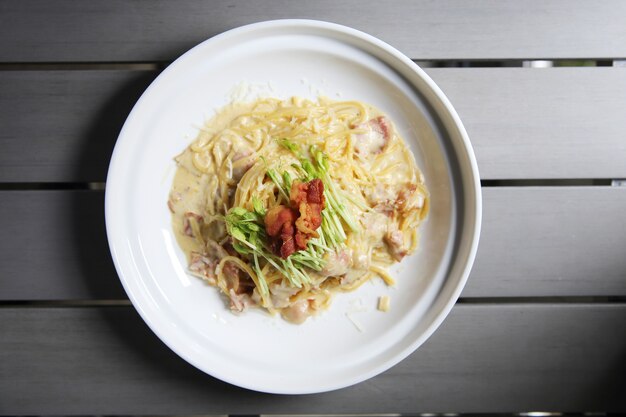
(266, 167, 289, 201)
(252, 196, 266, 216)
(278, 138, 302, 156)
(279, 139, 360, 234)
(224, 141, 360, 291)
(225, 206, 325, 292)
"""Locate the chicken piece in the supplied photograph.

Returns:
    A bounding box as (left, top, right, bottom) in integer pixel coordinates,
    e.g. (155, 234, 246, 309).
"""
(206, 238, 229, 259)
(223, 262, 253, 295)
(187, 239, 229, 284)
(366, 183, 423, 216)
(229, 289, 253, 313)
(353, 116, 392, 155)
(340, 269, 369, 287)
(188, 251, 217, 284)
(264, 205, 299, 258)
(290, 178, 325, 249)
(359, 210, 389, 242)
(366, 183, 397, 206)
(269, 280, 300, 309)
(320, 249, 352, 277)
(281, 299, 312, 324)
(396, 184, 425, 213)
(222, 260, 256, 312)
(384, 229, 409, 261)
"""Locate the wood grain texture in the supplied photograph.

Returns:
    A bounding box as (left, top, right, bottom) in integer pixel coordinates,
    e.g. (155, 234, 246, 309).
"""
(467, 186, 626, 297)
(0, 191, 125, 300)
(1, 0, 626, 62)
(1, 68, 626, 182)
(428, 68, 626, 180)
(0, 70, 155, 183)
(1, 304, 625, 414)
(1, 187, 625, 300)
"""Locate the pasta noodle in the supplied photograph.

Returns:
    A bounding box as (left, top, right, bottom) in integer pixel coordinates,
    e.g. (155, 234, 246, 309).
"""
(168, 96, 429, 324)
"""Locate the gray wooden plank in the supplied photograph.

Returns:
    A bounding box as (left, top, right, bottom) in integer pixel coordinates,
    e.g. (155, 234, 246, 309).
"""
(1, 304, 624, 414)
(427, 68, 626, 180)
(1, 0, 626, 62)
(465, 186, 626, 297)
(2, 68, 626, 182)
(0, 70, 155, 183)
(0, 191, 125, 300)
(1, 187, 625, 300)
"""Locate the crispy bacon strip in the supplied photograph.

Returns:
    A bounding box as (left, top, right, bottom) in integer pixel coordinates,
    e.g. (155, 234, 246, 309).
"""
(290, 178, 325, 250)
(264, 205, 299, 258)
(264, 178, 326, 258)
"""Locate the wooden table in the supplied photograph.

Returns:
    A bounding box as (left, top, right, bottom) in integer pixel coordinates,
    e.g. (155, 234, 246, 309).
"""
(1, 1, 625, 414)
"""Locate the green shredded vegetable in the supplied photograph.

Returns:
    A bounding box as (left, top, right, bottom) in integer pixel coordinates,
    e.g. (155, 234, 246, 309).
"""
(280, 139, 360, 234)
(224, 142, 360, 289)
(225, 206, 325, 292)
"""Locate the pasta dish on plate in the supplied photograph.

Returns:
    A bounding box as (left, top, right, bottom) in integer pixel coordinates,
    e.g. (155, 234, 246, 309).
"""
(168, 96, 429, 324)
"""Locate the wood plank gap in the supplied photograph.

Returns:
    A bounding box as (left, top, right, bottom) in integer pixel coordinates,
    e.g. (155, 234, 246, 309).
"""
(0, 300, 132, 308)
(458, 296, 626, 304)
(257, 414, 558, 417)
(416, 59, 616, 67)
(481, 179, 614, 187)
(172, 413, 599, 417)
(0, 62, 165, 71)
(261, 415, 403, 417)
(416, 59, 522, 68)
(0, 182, 105, 190)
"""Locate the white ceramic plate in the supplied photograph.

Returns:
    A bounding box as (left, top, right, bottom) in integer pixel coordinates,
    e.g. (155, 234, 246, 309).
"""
(105, 19, 481, 394)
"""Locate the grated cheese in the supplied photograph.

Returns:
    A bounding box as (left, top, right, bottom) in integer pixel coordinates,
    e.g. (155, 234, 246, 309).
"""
(346, 312, 365, 332)
(378, 295, 390, 312)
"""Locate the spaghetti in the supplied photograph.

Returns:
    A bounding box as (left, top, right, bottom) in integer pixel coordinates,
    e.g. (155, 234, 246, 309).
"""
(168, 96, 429, 323)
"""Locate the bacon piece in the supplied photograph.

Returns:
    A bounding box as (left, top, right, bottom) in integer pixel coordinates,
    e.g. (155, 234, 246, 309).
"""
(264, 179, 326, 258)
(290, 178, 325, 249)
(353, 116, 393, 155)
(264, 205, 299, 258)
(182, 212, 203, 237)
(291, 178, 325, 206)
